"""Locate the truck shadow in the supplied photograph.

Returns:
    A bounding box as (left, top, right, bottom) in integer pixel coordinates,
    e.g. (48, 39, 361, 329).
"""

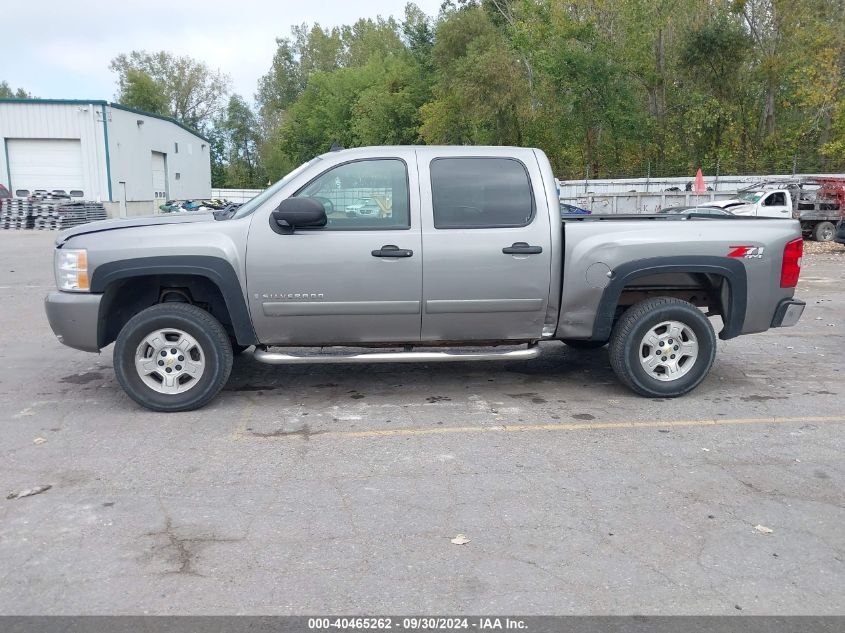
(222, 342, 623, 398)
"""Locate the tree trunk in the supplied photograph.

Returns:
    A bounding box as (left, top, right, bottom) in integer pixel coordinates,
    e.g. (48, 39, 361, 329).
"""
(761, 76, 776, 138)
(654, 28, 667, 168)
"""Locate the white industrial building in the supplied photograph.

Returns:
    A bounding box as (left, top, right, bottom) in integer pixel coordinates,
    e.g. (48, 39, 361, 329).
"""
(0, 99, 211, 217)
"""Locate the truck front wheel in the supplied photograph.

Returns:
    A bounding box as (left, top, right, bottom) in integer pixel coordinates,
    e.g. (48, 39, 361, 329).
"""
(114, 303, 233, 412)
(608, 298, 716, 398)
(813, 221, 836, 242)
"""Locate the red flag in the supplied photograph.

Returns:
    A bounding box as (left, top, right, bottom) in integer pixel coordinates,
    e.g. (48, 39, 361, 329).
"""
(694, 168, 705, 193)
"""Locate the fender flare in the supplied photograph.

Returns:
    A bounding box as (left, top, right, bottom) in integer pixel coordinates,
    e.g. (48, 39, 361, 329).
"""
(592, 256, 747, 341)
(90, 256, 258, 346)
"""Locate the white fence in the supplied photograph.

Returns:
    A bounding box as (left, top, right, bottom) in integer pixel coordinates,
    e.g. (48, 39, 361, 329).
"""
(563, 192, 737, 215)
(558, 172, 845, 214)
(211, 188, 263, 203)
(556, 173, 843, 197)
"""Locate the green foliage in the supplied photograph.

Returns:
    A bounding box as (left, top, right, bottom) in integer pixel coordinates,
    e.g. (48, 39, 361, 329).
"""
(114, 0, 845, 183)
(216, 95, 266, 188)
(117, 69, 169, 116)
(110, 51, 230, 130)
(256, 8, 433, 177)
(0, 81, 32, 99)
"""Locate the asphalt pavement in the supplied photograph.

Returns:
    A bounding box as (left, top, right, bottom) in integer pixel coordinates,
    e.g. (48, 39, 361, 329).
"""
(0, 230, 843, 614)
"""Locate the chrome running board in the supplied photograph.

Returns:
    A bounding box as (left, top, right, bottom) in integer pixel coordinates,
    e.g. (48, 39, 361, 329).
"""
(252, 343, 540, 365)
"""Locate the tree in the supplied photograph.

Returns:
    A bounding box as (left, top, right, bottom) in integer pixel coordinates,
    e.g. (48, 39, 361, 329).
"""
(110, 51, 230, 129)
(117, 69, 169, 116)
(256, 24, 344, 115)
(402, 3, 435, 73)
(420, 7, 528, 147)
(0, 81, 32, 98)
(679, 11, 753, 170)
(249, 0, 843, 181)
(218, 95, 264, 188)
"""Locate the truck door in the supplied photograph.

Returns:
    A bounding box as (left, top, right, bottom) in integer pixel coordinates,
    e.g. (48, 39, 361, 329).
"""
(245, 153, 423, 345)
(758, 191, 791, 218)
(419, 152, 553, 341)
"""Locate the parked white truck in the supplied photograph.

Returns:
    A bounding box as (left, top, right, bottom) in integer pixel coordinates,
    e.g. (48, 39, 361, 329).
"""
(710, 178, 845, 241)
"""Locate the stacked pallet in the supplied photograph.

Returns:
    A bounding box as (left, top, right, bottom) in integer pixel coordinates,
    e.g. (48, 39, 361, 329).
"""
(0, 198, 34, 229)
(33, 201, 108, 230)
(31, 198, 65, 229)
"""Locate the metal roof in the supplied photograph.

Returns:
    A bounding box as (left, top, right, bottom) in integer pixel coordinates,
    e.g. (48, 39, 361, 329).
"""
(0, 98, 209, 142)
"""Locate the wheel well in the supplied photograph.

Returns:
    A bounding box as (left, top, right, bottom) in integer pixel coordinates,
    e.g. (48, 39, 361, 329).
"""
(98, 275, 234, 348)
(592, 257, 747, 342)
(616, 271, 727, 316)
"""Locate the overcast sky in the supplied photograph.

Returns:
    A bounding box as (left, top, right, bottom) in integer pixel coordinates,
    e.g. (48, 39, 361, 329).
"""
(1, 0, 443, 104)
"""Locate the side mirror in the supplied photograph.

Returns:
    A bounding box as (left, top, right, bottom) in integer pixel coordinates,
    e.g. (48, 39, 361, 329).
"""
(270, 197, 327, 234)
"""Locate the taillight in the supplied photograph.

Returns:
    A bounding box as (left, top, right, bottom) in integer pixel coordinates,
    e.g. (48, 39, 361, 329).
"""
(780, 238, 803, 288)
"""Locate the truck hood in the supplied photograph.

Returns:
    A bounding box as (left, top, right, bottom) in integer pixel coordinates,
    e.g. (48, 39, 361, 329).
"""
(709, 198, 754, 213)
(55, 212, 215, 246)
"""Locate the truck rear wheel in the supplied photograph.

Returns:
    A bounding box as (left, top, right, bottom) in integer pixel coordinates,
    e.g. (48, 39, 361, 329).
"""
(813, 221, 836, 242)
(114, 303, 233, 412)
(608, 298, 716, 398)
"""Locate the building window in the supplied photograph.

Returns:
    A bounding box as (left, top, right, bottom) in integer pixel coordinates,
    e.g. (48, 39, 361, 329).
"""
(175, 173, 181, 180)
(174, 142, 179, 153)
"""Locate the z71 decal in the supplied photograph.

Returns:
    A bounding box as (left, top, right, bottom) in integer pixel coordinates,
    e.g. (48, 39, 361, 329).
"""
(728, 245, 765, 259)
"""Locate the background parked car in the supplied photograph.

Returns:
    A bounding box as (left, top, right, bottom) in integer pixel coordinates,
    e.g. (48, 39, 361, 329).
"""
(345, 197, 383, 218)
(560, 202, 591, 216)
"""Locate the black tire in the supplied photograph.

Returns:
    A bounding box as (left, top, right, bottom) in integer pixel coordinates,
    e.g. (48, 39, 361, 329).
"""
(813, 221, 836, 242)
(114, 303, 233, 412)
(608, 297, 716, 398)
(562, 338, 607, 350)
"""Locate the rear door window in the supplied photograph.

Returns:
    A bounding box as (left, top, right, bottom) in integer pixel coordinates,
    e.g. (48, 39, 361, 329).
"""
(430, 158, 534, 229)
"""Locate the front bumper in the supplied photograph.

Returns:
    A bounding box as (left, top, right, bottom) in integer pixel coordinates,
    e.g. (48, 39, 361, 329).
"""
(771, 298, 805, 328)
(44, 291, 102, 352)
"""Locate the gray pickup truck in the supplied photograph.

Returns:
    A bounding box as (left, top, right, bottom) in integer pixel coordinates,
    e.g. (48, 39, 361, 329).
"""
(45, 146, 806, 412)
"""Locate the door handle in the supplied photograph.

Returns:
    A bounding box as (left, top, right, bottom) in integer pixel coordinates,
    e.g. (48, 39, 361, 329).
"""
(503, 242, 543, 255)
(372, 244, 413, 258)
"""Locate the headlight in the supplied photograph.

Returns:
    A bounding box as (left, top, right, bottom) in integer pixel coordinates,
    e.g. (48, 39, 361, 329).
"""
(54, 249, 89, 292)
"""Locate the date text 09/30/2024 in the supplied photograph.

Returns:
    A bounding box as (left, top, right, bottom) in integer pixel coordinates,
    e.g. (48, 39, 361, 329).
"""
(307, 617, 528, 630)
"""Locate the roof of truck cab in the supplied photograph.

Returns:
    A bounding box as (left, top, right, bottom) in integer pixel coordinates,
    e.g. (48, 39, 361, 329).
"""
(319, 145, 542, 158)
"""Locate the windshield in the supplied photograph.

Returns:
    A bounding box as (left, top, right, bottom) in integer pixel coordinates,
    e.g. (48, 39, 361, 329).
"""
(737, 191, 765, 203)
(230, 158, 321, 219)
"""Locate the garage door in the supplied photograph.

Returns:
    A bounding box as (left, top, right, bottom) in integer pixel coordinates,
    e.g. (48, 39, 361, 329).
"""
(151, 151, 167, 205)
(7, 139, 84, 195)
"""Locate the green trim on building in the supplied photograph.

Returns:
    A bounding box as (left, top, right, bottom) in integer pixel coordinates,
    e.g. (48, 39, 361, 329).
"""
(108, 103, 209, 143)
(100, 104, 113, 202)
(0, 98, 209, 143)
(0, 98, 109, 106)
(3, 139, 11, 191)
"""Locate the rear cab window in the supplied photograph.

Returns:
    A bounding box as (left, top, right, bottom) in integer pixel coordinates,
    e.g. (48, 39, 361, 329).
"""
(430, 157, 534, 229)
